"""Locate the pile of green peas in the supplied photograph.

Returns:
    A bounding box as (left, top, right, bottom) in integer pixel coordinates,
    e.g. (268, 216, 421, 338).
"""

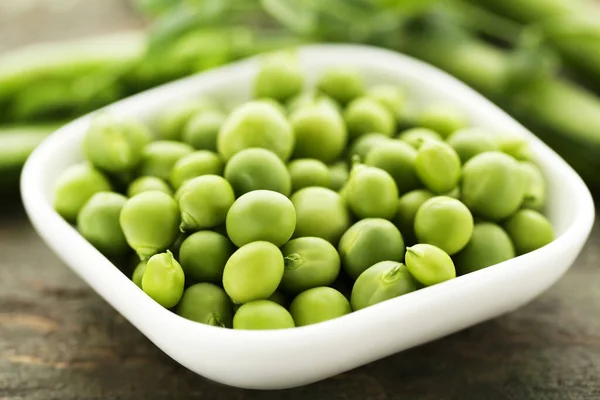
(53, 51, 555, 330)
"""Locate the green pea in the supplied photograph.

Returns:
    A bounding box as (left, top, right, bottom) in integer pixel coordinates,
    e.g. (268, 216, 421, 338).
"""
(405, 244, 456, 286)
(346, 164, 398, 220)
(120, 191, 180, 260)
(348, 133, 390, 162)
(254, 51, 303, 102)
(414, 196, 473, 255)
(139, 140, 195, 181)
(415, 140, 461, 194)
(344, 97, 396, 140)
(291, 187, 351, 245)
(217, 100, 294, 161)
(290, 287, 351, 326)
(127, 176, 172, 197)
(281, 237, 341, 294)
(77, 192, 128, 257)
(454, 223, 515, 275)
(177, 175, 235, 231)
(497, 134, 532, 161)
(446, 128, 499, 163)
(397, 127, 443, 149)
(288, 159, 330, 193)
(328, 161, 349, 192)
(286, 93, 341, 115)
(53, 163, 112, 222)
(177, 283, 233, 328)
(169, 150, 223, 190)
(226, 190, 296, 247)
(351, 261, 416, 311)
(520, 161, 546, 210)
(366, 85, 405, 120)
(461, 152, 526, 220)
(316, 67, 365, 105)
(224, 147, 291, 197)
(141, 251, 185, 308)
(416, 104, 468, 138)
(223, 241, 284, 304)
(156, 98, 217, 141)
(504, 210, 554, 255)
(182, 109, 227, 152)
(339, 218, 405, 280)
(178, 231, 234, 283)
(83, 113, 152, 174)
(233, 300, 295, 330)
(364, 139, 419, 194)
(132, 260, 146, 288)
(394, 189, 435, 242)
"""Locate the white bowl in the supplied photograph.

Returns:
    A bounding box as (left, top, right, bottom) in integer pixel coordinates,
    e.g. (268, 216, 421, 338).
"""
(21, 44, 595, 390)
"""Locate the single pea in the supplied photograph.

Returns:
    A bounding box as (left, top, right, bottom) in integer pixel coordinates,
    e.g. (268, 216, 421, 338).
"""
(254, 51, 303, 102)
(178, 231, 234, 283)
(520, 161, 546, 210)
(182, 109, 227, 152)
(414, 196, 474, 255)
(120, 191, 180, 260)
(139, 140, 195, 181)
(288, 159, 330, 193)
(328, 161, 349, 192)
(416, 104, 468, 138)
(316, 67, 365, 105)
(287, 93, 341, 115)
(77, 192, 128, 257)
(177, 283, 233, 328)
(132, 260, 146, 288)
(415, 140, 461, 194)
(223, 241, 284, 304)
(405, 244, 456, 286)
(290, 287, 351, 326)
(291, 187, 351, 245)
(461, 151, 526, 220)
(351, 261, 416, 311)
(504, 209, 554, 255)
(83, 113, 152, 174)
(339, 218, 405, 280)
(156, 98, 217, 141)
(397, 127, 443, 149)
(446, 128, 499, 163)
(346, 164, 398, 220)
(344, 97, 396, 140)
(364, 139, 420, 194)
(169, 150, 224, 190)
(224, 147, 291, 197)
(217, 101, 294, 161)
(267, 291, 288, 308)
(177, 175, 235, 231)
(233, 300, 295, 330)
(348, 133, 390, 162)
(497, 134, 532, 161)
(53, 163, 112, 222)
(290, 99, 347, 162)
(394, 189, 435, 242)
(141, 251, 185, 308)
(127, 176, 172, 197)
(281, 237, 341, 295)
(454, 223, 515, 275)
(226, 190, 296, 247)
(366, 85, 405, 120)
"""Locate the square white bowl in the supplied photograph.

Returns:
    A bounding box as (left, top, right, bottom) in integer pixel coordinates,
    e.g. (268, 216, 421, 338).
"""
(21, 44, 595, 390)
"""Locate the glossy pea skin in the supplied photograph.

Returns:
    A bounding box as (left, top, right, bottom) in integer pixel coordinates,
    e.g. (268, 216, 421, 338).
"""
(139, 140, 195, 181)
(346, 164, 398, 220)
(316, 67, 365, 105)
(366, 85, 405, 120)
(348, 133, 390, 162)
(415, 140, 462, 194)
(328, 161, 349, 192)
(351, 261, 416, 311)
(520, 161, 546, 210)
(338, 218, 405, 280)
(127, 176, 172, 197)
(226, 190, 296, 247)
(169, 150, 224, 190)
(233, 300, 295, 330)
(344, 97, 396, 140)
(394, 189, 435, 242)
(288, 159, 330, 193)
(182, 109, 227, 152)
(177, 175, 235, 231)
(461, 151, 526, 220)
(217, 101, 294, 161)
(223, 241, 284, 304)
(77, 192, 128, 257)
(446, 128, 499, 163)
(157, 98, 217, 141)
(178, 231, 234, 283)
(290, 287, 351, 327)
(53, 163, 112, 222)
(281, 237, 341, 295)
(132, 260, 146, 288)
(405, 244, 456, 286)
(364, 139, 420, 194)
(504, 210, 554, 255)
(454, 223, 515, 275)
(291, 187, 351, 245)
(497, 134, 532, 161)
(414, 196, 474, 255)
(253, 51, 303, 102)
(119, 191, 180, 260)
(416, 104, 468, 138)
(397, 127, 443, 149)
(177, 283, 233, 328)
(83, 114, 152, 174)
(141, 251, 185, 308)
(224, 148, 291, 197)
